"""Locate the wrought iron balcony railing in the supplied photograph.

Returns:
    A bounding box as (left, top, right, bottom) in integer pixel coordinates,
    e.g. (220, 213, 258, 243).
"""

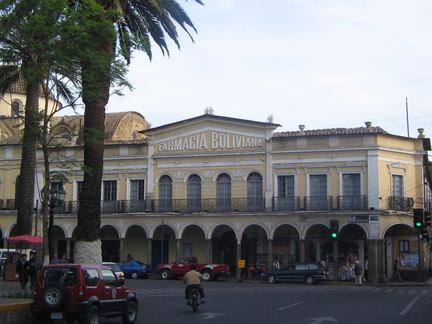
(388, 196, 414, 211)
(272, 197, 301, 211)
(67, 198, 266, 213)
(337, 195, 367, 210)
(304, 196, 332, 211)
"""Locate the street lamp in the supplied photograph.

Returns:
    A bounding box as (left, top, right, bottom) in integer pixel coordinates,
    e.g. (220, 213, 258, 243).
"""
(41, 187, 66, 260)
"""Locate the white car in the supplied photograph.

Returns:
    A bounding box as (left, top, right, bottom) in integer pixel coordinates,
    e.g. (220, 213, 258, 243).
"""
(102, 262, 126, 284)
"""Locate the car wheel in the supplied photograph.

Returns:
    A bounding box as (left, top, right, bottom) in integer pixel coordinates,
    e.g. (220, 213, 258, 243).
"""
(121, 300, 138, 324)
(161, 269, 170, 280)
(202, 270, 213, 281)
(131, 271, 139, 279)
(80, 305, 100, 324)
(305, 275, 315, 285)
(266, 275, 276, 284)
(42, 282, 68, 310)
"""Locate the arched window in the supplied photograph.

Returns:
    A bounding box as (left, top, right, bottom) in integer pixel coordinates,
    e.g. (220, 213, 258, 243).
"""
(159, 175, 172, 212)
(247, 172, 263, 211)
(216, 173, 231, 212)
(11, 101, 21, 117)
(187, 174, 201, 212)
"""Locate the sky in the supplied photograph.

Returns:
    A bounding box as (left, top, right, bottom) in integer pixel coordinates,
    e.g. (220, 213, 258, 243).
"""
(66, 0, 432, 137)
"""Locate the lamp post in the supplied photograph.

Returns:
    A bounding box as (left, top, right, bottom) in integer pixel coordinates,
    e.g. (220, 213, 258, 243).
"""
(41, 187, 66, 261)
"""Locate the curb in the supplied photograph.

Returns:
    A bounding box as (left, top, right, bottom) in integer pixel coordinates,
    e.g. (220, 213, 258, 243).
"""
(0, 300, 32, 324)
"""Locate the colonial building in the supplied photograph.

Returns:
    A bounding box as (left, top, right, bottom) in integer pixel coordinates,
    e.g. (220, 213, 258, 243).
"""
(0, 87, 431, 283)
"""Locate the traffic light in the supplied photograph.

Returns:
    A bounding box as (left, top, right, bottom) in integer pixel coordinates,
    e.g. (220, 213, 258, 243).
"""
(330, 220, 339, 238)
(413, 208, 423, 229)
(421, 212, 431, 241)
(421, 228, 429, 240)
(424, 212, 431, 228)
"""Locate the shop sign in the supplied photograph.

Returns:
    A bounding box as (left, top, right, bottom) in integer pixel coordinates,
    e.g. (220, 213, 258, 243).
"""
(157, 131, 263, 152)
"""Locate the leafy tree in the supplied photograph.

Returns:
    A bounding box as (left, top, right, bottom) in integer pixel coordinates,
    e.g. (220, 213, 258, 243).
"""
(0, 0, 80, 236)
(75, 0, 204, 264)
(0, 1, 128, 265)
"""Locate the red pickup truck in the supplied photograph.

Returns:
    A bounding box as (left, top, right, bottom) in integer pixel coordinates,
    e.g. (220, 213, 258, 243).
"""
(156, 256, 230, 281)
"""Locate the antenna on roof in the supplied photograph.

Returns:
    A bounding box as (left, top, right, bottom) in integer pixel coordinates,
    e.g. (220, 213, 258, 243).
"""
(406, 97, 410, 137)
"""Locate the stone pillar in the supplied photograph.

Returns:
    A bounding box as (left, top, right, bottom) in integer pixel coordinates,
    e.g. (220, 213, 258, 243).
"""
(267, 239, 273, 269)
(299, 240, 306, 262)
(147, 238, 152, 265)
(66, 239, 71, 260)
(176, 239, 181, 260)
(236, 237, 242, 281)
(333, 240, 339, 282)
(316, 238, 321, 262)
(358, 239, 365, 266)
(206, 239, 212, 263)
(368, 239, 386, 283)
(119, 238, 124, 261)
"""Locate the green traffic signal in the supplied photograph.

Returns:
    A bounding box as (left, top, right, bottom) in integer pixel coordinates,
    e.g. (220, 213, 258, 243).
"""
(413, 208, 423, 228)
(331, 233, 337, 238)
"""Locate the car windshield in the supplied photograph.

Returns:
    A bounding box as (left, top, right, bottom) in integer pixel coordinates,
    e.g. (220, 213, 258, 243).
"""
(135, 261, 145, 266)
(42, 267, 77, 286)
(107, 263, 122, 271)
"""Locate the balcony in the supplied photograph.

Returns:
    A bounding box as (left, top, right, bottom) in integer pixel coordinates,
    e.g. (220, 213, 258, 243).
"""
(337, 196, 367, 210)
(67, 198, 266, 213)
(273, 197, 300, 211)
(153, 198, 265, 213)
(304, 196, 332, 211)
(388, 196, 414, 211)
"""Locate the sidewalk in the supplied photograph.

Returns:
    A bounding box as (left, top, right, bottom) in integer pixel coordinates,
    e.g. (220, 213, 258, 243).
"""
(0, 279, 32, 324)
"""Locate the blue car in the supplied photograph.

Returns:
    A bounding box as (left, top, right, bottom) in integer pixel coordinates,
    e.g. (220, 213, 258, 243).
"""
(117, 260, 152, 279)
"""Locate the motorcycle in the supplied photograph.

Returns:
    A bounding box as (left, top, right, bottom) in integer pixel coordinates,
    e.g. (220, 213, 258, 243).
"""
(243, 264, 268, 280)
(187, 287, 201, 312)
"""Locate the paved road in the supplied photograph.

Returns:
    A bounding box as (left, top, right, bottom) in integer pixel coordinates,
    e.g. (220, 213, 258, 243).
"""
(98, 279, 432, 324)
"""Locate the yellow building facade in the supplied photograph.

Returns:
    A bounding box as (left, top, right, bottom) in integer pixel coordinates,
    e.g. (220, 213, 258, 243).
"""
(0, 108, 431, 283)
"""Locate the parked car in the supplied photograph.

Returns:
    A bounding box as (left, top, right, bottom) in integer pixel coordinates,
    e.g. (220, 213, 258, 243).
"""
(117, 260, 152, 279)
(0, 249, 16, 265)
(103, 262, 126, 284)
(31, 263, 138, 324)
(260, 262, 328, 284)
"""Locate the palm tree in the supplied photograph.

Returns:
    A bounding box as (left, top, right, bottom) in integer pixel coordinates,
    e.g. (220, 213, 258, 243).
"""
(0, 0, 80, 236)
(75, 0, 204, 263)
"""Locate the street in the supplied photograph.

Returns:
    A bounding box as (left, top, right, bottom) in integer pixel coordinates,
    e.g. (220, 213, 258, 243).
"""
(99, 278, 432, 324)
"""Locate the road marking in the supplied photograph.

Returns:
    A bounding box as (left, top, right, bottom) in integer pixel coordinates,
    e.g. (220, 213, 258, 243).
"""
(197, 312, 227, 319)
(400, 295, 420, 316)
(307, 316, 337, 323)
(278, 302, 303, 310)
(420, 291, 428, 295)
(398, 290, 405, 293)
(385, 289, 394, 293)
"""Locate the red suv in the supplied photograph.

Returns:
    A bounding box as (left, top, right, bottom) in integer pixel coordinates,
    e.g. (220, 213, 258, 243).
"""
(31, 264, 138, 324)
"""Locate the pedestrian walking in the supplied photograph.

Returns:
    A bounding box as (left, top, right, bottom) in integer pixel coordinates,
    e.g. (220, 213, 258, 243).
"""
(16, 253, 30, 290)
(29, 252, 40, 290)
(390, 259, 403, 282)
(354, 260, 363, 286)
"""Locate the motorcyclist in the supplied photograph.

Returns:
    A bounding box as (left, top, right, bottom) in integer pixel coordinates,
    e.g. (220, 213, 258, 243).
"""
(183, 264, 205, 304)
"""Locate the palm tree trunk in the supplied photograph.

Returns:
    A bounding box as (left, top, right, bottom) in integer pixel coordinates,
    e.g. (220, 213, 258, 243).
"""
(75, 37, 114, 264)
(16, 81, 39, 235)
